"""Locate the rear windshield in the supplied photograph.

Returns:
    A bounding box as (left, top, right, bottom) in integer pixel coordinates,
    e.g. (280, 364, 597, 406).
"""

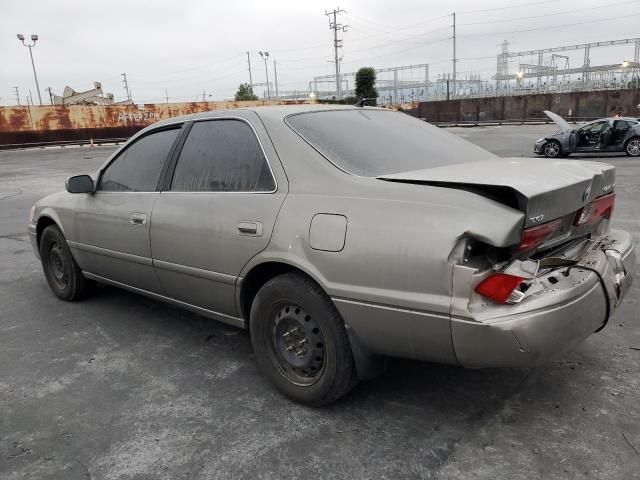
(286, 109, 495, 177)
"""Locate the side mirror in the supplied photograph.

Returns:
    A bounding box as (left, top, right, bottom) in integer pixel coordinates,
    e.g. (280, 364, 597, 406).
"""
(66, 175, 94, 194)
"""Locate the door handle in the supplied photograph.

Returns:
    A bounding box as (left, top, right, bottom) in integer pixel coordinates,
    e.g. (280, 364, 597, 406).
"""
(130, 213, 147, 225)
(237, 221, 263, 236)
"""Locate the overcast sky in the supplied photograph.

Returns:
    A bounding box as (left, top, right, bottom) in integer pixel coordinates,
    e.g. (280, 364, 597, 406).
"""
(1, 0, 638, 104)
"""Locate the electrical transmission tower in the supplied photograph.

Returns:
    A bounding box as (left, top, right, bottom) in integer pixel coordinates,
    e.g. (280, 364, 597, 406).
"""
(325, 8, 347, 100)
(452, 12, 456, 97)
(13, 86, 21, 106)
(121, 73, 132, 102)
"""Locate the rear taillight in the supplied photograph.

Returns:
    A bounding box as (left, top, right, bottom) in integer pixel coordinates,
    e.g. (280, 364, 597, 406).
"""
(475, 273, 525, 304)
(574, 193, 615, 226)
(517, 219, 562, 253)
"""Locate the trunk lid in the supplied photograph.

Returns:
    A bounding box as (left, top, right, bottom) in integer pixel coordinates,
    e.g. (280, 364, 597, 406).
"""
(378, 157, 615, 229)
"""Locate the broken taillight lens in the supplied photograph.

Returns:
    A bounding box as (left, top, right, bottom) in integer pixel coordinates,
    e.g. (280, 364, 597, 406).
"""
(574, 193, 615, 226)
(517, 219, 562, 253)
(475, 273, 525, 304)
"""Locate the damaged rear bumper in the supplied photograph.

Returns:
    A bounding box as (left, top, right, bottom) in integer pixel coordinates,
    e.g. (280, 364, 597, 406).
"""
(451, 229, 635, 368)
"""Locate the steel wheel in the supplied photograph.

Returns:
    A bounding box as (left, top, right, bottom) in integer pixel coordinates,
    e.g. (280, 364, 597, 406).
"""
(249, 272, 358, 405)
(39, 224, 92, 301)
(626, 138, 640, 157)
(544, 141, 561, 158)
(46, 241, 70, 291)
(268, 303, 326, 386)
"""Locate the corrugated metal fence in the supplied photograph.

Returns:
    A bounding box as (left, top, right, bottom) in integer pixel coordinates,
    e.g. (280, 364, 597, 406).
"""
(416, 89, 640, 123)
(0, 100, 303, 147)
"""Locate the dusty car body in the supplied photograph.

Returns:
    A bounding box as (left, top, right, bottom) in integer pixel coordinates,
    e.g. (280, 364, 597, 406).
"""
(534, 110, 640, 158)
(29, 105, 636, 404)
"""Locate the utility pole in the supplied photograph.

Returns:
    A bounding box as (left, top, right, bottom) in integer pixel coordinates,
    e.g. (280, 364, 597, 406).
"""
(165, 89, 169, 103)
(16, 34, 43, 105)
(13, 86, 21, 106)
(46, 86, 53, 105)
(273, 60, 279, 99)
(259, 51, 270, 100)
(246, 51, 254, 93)
(452, 12, 457, 99)
(121, 73, 131, 102)
(325, 8, 347, 100)
(203, 89, 206, 102)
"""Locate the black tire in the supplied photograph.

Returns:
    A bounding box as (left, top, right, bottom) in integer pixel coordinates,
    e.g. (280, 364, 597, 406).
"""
(543, 140, 562, 158)
(625, 137, 640, 157)
(39, 225, 92, 301)
(249, 272, 359, 406)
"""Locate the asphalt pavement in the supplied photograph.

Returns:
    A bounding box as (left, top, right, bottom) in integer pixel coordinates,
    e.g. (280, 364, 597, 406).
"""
(1, 125, 639, 479)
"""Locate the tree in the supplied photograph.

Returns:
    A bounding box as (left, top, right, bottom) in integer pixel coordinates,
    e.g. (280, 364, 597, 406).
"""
(355, 67, 378, 104)
(235, 83, 258, 101)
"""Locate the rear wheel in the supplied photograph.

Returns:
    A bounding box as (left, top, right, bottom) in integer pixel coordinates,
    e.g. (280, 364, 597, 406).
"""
(39, 225, 92, 301)
(249, 272, 358, 406)
(543, 140, 562, 158)
(625, 137, 640, 157)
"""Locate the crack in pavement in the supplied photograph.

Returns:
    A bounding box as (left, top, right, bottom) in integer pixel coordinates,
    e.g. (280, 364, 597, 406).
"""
(0, 232, 29, 243)
(0, 189, 23, 201)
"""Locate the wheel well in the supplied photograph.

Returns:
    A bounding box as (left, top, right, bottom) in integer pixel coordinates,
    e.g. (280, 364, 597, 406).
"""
(36, 216, 57, 249)
(543, 139, 562, 155)
(240, 262, 311, 322)
(625, 136, 640, 147)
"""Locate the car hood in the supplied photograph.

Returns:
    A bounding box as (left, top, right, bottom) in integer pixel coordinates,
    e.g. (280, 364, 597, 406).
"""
(378, 157, 615, 228)
(544, 110, 572, 133)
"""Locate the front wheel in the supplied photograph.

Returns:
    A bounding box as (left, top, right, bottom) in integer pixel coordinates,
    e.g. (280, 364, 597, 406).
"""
(39, 225, 92, 301)
(249, 272, 359, 406)
(625, 137, 640, 157)
(543, 140, 562, 158)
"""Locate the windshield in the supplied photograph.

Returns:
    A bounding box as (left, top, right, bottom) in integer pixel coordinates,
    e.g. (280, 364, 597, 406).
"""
(286, 109, 495, 177)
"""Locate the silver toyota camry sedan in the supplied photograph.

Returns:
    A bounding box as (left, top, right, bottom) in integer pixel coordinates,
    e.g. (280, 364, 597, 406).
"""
(28, 105, 636, 405)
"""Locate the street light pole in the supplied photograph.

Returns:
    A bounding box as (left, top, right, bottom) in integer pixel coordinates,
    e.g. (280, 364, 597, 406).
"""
(17, 34, 43, 105)
(259, 51, 270, 101)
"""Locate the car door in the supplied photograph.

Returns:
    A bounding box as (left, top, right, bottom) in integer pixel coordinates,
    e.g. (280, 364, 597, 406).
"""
(574, 121, 605, 151)
(612, 120, 631, 150)
(70, 125, 183, 293)
(149, 114, 286, 319)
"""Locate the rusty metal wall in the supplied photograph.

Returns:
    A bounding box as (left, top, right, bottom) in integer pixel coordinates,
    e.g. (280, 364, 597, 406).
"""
(0, 100, 305, 146)
(417, 89, 640, 123)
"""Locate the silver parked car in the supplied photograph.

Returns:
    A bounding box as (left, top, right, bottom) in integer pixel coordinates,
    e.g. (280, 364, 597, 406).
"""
(534, 110, 640, 158)
(29, 105, 635, 405)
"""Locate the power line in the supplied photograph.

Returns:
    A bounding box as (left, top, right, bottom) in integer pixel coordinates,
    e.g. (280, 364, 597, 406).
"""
(458, 0, 562, 15)
(459, 0, 638, 25)
(347, 22, 450, 45)
(458, 11, 640, 38)
(341, 36, 450, 67)
(345, 12, 450, 31)
(131, 53, 246, 80)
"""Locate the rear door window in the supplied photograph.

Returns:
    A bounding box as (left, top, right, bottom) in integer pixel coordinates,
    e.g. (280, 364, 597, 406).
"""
(99, 127, 180, 192)
(170, 119, 275, 192)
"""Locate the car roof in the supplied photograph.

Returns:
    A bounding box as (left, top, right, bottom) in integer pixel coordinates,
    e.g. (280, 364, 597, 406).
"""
(592, 117, 638, 122)
(151, 104, 388, 127)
